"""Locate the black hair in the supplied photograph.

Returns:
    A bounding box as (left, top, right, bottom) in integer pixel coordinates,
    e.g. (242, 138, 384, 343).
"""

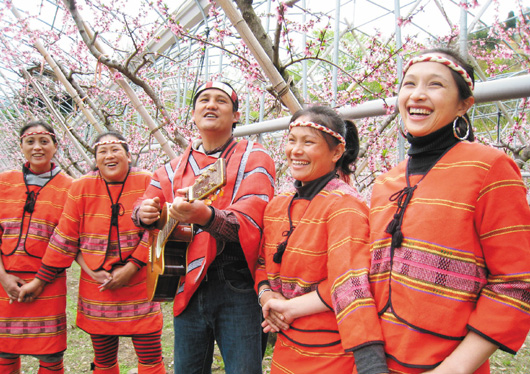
(93, 131, 129, 156)
(289, 106, 359, 182)
(19, 120, 58, 145)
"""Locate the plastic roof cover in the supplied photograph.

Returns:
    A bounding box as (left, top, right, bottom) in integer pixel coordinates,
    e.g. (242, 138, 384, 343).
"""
(0, 0, 528, 180)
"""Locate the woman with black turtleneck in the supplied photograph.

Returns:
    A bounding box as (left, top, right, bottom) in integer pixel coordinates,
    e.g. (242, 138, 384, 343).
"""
(369, 48, 530, 374)
(255, 106, 388, 374)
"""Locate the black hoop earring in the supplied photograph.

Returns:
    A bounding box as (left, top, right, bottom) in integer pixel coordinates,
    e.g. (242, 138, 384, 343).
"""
(453, 116, 470, 141)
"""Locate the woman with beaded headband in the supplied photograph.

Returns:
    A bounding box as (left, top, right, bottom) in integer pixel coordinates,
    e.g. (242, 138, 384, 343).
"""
(20, 131, 165, 374)
(368, 47, 530, 373)
(0, 120, 73, 374)
(255, 106, 388, 374)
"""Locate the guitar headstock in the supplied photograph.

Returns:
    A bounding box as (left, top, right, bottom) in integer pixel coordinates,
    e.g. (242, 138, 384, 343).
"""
(188, 158, 227, 201)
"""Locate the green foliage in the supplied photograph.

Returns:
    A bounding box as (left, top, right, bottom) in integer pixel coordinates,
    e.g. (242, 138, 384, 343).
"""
(468, 27, 499, 51)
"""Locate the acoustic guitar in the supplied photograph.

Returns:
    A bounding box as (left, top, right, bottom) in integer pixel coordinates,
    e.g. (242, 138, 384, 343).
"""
(146, 158, 226, 301)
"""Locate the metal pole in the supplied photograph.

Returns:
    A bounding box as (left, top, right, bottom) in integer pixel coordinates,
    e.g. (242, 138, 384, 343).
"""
(11, 3, 105, 133)
(234, 75, 530, 137)
(302, 0, 308, 103)
(332, 0, 341, 106)
(460, 0, 469, 58)
(395, 0, 405, 161)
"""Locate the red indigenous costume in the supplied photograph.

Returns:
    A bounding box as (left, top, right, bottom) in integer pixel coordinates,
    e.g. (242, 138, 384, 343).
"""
(256, 176, 379, 373)
(0, 165, 72, 371)
(135, 139, 275, 316)
(36, 168, 163, 373)
(369, 142, 530, 373)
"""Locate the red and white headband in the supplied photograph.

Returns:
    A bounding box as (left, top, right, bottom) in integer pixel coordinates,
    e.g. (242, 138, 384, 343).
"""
(289, 121, 346, 146)
(403, 54, 474, 91)
(93, 139, 128, 148)
(194, 81, 239, 109)
(20, 131, 56, 140)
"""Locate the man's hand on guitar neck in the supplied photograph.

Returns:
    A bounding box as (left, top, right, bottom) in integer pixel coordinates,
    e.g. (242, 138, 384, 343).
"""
(169, 188, 213, 226)
(138, 197, 162, 226)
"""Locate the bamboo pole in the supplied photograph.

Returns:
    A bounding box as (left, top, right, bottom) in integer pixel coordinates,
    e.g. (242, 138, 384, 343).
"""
(215, 0, 302, 114)
(84, 24, 178, 159)
(19, 67, 94, 168)
(10, 3, 105, 133)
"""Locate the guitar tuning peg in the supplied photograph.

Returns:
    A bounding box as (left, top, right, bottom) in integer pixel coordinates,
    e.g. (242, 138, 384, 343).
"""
(204, 198, 212, 205)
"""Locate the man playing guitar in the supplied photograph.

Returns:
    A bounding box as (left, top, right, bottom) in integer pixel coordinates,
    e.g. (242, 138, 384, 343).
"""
(133, 81, 275, 374)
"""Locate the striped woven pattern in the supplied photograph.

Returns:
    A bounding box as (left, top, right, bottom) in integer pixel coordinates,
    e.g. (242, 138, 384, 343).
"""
(256, 178, 380, 371)
(39, 168, 163, 336)
(0, 168, 72, 355)
(369, 141, 530, 368)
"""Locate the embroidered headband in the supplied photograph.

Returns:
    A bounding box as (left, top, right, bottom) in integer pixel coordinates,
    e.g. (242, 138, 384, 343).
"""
(20, 131, 56, 140)
(193, 81, 239, 111)
(93, 139, 128, 149)
(403, 54, 474, 91)
(289, 121, 346, 146)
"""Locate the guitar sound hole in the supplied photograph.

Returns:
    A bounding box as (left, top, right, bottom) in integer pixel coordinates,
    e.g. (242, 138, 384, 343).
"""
(164, 242, 187, 276)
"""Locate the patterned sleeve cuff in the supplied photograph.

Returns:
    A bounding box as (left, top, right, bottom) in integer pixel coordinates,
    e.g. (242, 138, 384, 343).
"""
(127, 256, 145, 269)
(131, 204, 157, 230)
(316, 285, 333, 310)
(36, 264, 63, 283)
(200, 207, 240, 243)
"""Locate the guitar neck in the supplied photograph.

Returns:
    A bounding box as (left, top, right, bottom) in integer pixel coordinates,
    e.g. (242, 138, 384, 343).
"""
(158, 203, 180, 243)
(157, 158, 226, 244)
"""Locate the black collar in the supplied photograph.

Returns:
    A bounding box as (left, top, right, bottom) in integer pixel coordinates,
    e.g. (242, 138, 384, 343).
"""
(293, 170, 337, 200)
(406, 123, 459, 175)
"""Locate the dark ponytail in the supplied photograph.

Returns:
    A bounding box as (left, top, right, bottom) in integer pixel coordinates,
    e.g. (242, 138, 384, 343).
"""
(336, 120, 359, 183)
(289, 106, 359, 183)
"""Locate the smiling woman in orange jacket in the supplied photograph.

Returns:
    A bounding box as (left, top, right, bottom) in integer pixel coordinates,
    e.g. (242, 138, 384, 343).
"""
(256, 106, 388, 374)
(0, 121, 73, 374)
(369, 48, 530, 373)
(20, 132, 164, 374)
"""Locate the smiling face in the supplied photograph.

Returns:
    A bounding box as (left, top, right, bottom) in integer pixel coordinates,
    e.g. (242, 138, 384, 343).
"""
(95, 135, 131, 183)
(285, 116, 344, 185)
(20, 125, 58, 174)
(192, 88, 240, 150)
(398, 56, 474, 137)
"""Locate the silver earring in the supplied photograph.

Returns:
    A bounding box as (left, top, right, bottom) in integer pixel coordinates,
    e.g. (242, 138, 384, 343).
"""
(453, 116, 470, 141)
(398, 117, 408, 138)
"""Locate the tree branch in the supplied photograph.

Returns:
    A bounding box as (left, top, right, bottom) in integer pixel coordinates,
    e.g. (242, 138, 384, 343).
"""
(63, 0, 188, 149)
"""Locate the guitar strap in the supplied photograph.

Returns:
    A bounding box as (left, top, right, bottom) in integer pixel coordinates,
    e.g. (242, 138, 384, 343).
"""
(219, 139, 238, 165)
(171, 138, 238, 200)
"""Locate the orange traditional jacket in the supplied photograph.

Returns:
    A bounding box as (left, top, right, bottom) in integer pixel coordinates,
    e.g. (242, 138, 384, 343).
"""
(256, 178, 383, 352)
(135, 139, 275, 316)
(370, 141, 530, 369)
(38, 168, 162, 336)
(40, 168, 152, 272)
(0, 166, 72, 272)
(0, 165, 72, 355)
